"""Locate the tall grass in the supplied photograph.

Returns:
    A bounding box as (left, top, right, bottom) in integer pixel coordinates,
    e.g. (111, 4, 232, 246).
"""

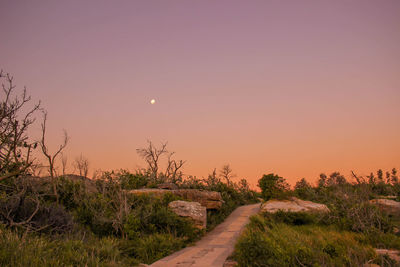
(234, 215, 393, 267)
(0, 225, 136, 267)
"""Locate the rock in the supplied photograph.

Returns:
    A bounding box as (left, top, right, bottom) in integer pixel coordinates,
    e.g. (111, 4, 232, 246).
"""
(375, 249, 400, 263)
(261, 197, 329, 213)
(128, 189, 223, 210)
(370, 199, 400, 215)
(157, 182, 179, 190)
(174, 189, 223, 210)
(168, 200, 207, 229)
(138, 264, 149, 267)
(223, 260, 238, 267)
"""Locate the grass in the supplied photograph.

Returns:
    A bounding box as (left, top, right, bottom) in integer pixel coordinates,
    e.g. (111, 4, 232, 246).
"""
(0, 226, 136, 267)
(233, 213, 400, 267)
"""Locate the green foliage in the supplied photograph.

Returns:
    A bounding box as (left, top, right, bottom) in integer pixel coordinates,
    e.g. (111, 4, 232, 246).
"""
(234, 217, 378, 267)
(258, 173, 290, 201)
(0, 225, 136, 267)
(102, 170, 148, 190)
(124, 194, 200, 241)
(121, 233, 185, 264)
(294, 178, 316, 201)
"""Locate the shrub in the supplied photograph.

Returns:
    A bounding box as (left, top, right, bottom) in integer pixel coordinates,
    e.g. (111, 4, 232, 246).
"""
(258, 174, 290, 201)
(124, 194, 199, 241)
(294, 178, 316, 201)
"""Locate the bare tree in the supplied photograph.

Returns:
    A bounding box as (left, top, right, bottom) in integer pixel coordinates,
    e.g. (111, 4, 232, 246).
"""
(61, 152, 68, 176)
(136, 140, 168, 180)
(39, 112, 69, 202)
(0, 70, 41, 181)
(165, 152, 186, 183)
(220, 164, 235, 185)
(74, 154, 89, 177)
(0, 71, 72, 233)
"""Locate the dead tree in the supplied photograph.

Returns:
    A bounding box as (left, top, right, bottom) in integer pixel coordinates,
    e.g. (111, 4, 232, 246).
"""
(0, 70, 40, 181)
(220, 164, 236, 185)
(73, 154, 89, 177)
(61, 152, 68, 176)
(165, 152, 186, 183)
(136, 141, 168, 180)
(39, 112, 69, 202)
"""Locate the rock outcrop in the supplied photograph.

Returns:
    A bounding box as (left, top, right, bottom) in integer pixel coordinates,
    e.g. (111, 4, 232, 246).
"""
(261, 197, 329, 213)
(128, 189, 223, 209)
(370, 199, 400, 215)
(168, 200, 207, 229)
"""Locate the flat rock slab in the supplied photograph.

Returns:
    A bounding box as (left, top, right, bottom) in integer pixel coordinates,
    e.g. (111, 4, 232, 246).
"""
(261, 197, 329, 213)
(150, 203, 261, 267)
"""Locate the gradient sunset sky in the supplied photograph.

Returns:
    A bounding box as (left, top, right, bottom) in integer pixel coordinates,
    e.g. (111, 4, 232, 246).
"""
(1, 1, 399, 187)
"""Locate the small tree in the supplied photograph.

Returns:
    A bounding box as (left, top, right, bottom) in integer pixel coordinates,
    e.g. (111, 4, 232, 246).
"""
(377, 169, 383, 182)
(73, 154, 89, 177)
(204, 168, 220, 188)
(391, 168, 398, 184)
(136, 141, 168, 180)
(61, 152, 68, 176)
(165, 152, 185, 183)
(368, 172, 376, 185)
(326, 172, 347, 186)
(0, 70, 41, 181)
(220, 164, 235, 185)
(294, 178, 315, 200)
(258, 173, 289, 201)
(317, 173, 327, 188)
(39, 112, 69, 203)
(136, 141, 185, 183)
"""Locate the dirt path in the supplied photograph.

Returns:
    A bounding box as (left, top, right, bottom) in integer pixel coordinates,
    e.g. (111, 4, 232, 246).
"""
(150, 203, 261, 267)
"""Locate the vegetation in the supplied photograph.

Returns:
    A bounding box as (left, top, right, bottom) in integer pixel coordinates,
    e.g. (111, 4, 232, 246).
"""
(234, 170, 400, 266)
(0, 70, 259, 266)
(1, 70, 399, 266)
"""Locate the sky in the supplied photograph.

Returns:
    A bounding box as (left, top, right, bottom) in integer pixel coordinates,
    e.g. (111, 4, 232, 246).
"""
(1, 0, 399, 188)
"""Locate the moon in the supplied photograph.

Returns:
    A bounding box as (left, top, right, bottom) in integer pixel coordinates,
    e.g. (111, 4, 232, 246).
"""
(150, 99, 156, 104)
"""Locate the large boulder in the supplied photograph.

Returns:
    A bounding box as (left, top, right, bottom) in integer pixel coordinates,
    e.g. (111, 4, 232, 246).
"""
(370, 199, 400, 215)
(128, 189, 223, 210)
(168, 200, 207, 229)
(261, 197, 329, 213)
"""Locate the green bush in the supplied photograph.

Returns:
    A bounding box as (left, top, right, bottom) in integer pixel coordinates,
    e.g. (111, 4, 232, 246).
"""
(124, 194, 199, 241)
(258, 173, 290, 201)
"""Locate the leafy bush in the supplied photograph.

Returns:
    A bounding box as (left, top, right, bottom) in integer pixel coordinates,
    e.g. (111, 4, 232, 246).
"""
(264, 210, 320, 226)
(124, 193, 200, 241)
(258, 173, 290, 201)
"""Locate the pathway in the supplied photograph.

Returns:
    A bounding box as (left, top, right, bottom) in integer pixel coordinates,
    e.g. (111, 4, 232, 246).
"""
(150, 203, 261, 267)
